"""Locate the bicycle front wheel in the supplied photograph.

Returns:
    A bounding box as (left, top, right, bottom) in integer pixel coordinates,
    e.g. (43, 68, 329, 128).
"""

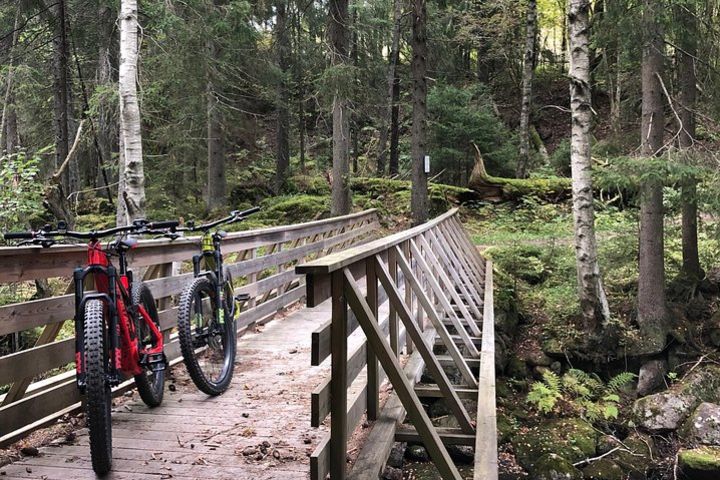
(83, 299, 112, 474)
(177, 276, 236, 395)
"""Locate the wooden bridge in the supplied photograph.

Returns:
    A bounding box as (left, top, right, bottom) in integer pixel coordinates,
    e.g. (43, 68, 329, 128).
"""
(0, 208, 496, 479)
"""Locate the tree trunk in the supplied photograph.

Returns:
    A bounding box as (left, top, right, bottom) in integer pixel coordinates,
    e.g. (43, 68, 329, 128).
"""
(51, 0, 71, 192)
(329, 0, 351, 215)
(516, 0, 537, 178)
(117, 0, 146, 224)
(638, 0, 667, 354)
(294, 6, 306, 173)
(677, 4, 700, 280)
(389, 54, 401, 176)
(411, 0, 428, 225)
(1, 9, 20, 154)
(568, 0, 610, 334)
(95, 2, 116, 205)
(275, 0, 291, 193)
(377, 0, 403, 176)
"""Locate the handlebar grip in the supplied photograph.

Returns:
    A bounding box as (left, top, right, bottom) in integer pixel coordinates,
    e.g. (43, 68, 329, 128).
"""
(4, 232, 34, 240)
(147, 220, 180, 230)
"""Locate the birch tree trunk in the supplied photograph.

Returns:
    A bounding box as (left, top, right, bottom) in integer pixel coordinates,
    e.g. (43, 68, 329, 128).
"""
(516, 0, 537, 179)
(117, 0, 146, 225)
(1, 9, 20, 154)
(410, 0, 428, 225)
(568, 0, 610, 333)
(637, 0, 667, 354)
(329, 0, 351, 215)
(677, 3, 700, 280)
(376, 0, 403, 176)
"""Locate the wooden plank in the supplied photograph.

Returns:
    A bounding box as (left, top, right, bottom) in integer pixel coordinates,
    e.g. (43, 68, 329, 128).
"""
(474, 260, 498, 480)
(395, 426, 476, 446)
(330, 269, 349, 480)
(437, 222, 485, 294)
(375, 256, 474, 434)
(347, 336, 429, 480)
(415, 384, 478, 399)
(365, 257, 380, 421)
(343, 268, 462, 480)
(236, 284, 305, 329)
(0, 337, 74, 386)
(394, 246, 479, 388)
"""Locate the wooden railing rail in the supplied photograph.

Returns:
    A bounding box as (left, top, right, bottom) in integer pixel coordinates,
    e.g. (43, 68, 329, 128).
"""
(297, 209, 497, 480)
(0, 210, 379, 446)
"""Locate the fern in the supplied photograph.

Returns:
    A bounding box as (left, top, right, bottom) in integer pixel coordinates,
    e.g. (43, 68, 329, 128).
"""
(607, 372, 637, 393)
(528, 372, 562, 414)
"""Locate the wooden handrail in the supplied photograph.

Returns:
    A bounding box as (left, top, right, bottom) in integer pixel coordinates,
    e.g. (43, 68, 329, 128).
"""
(296, 208, 457, 275)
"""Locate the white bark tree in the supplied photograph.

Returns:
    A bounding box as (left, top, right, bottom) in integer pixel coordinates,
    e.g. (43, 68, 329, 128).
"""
(568, 0, 610, 332)
(117, 0, 146, 225)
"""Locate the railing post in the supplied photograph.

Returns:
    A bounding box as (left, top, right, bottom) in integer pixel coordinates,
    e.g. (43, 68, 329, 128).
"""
(366, 257, 379, 421)
(330, 270, 348, 480)
(388, 246, 399, 355)
(402, 241, 413, 354)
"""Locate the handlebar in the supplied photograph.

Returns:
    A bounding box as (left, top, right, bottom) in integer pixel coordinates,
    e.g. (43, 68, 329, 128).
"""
(179, 206, 260, 232)
(3, 219, 180, 243)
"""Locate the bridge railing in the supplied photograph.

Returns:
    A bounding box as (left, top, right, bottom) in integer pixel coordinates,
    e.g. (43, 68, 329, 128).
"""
(0, 209, 379, 445)
(297, 208, 496, 480)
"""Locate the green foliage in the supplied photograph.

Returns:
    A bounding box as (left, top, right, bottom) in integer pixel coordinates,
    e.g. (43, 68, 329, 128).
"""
(427, 83, 518, 182)
(0, 151, 44, 231)
(527, 371, 562, 414)
(549, 139, 571, 177)
(527, 368, 634, 422)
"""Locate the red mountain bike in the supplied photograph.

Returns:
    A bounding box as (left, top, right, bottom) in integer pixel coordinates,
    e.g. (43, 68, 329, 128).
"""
(4, 219, 179, 474)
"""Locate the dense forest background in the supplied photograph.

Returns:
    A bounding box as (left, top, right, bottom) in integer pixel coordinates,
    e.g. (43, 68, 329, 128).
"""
(5, 0, 720, 478)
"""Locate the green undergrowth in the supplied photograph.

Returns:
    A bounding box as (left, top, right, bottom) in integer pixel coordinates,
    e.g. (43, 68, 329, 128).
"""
(462, 198, 720, 355)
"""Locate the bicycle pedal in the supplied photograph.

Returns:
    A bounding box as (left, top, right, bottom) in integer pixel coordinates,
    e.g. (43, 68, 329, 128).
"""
(140, 352, 167, 372)
(235, 294, 250, 303)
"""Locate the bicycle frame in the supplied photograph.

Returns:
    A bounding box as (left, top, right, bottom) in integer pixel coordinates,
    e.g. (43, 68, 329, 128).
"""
(191, 232, 228, 321)
(73, 239, 164, 391)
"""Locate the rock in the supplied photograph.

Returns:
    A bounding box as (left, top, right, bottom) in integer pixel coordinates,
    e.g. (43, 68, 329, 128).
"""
(506, 354, 529, 379)
(512, 418, 598, 472)
(405, 445, 429, 462)
(596, 435, 620, 455)
(447, 445, 474, 464)
(582, 458, 624, 480)
(636, 359, 667, 396)
(20, 447, 39, 457)
(550, 361, 562, 374)
(608, 432, 657, 479)
(680, 366, 720, 403)
(386, 442, 405, 469)
(679, 402, 720, 445)
(242, 446, 258, 456)
(532, 453, 583, 480)
(381, 466, 403, 480)
(632, 392, 696, 431)
(678, 446, 720, 480)
(428, 399, 452, 418)
(521, 349, 553, 367)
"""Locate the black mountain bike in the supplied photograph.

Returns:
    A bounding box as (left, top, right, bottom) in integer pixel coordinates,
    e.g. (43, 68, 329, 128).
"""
(176, 207, 260, 395)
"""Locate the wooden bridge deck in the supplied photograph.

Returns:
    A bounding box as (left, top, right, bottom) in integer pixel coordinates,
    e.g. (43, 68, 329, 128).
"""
(0, 301, 333, 480)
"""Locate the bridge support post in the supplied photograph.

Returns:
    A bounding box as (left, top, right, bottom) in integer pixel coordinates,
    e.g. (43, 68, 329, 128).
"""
(330, 269, 348, 480)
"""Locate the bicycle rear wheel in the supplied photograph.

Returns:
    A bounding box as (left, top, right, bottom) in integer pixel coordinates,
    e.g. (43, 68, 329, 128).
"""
(132, 282, 165, 407)
(177, 276, 236, 395)
(83, 299, 112, 474)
